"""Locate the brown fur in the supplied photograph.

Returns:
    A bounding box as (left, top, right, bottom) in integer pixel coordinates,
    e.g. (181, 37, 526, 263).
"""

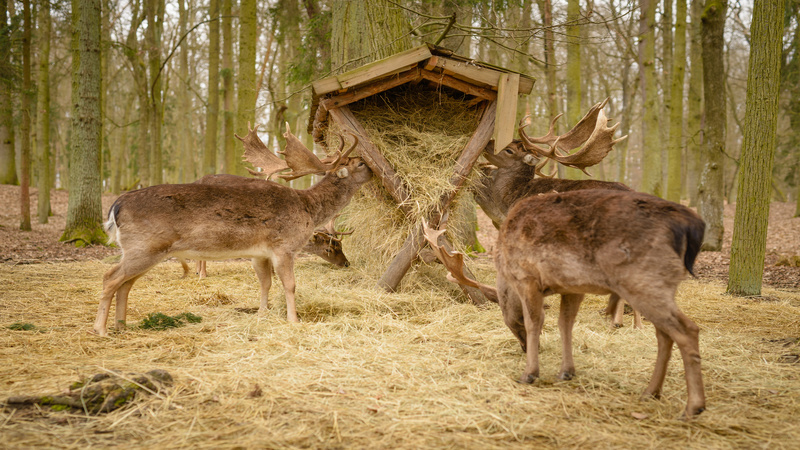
(495, 189, 706, 418)
(94, 158, 372, 336)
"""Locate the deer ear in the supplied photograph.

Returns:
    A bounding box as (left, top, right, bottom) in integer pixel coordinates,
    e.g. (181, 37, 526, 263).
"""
(336, 167, 350, 178)
(523, 153, 538, 166)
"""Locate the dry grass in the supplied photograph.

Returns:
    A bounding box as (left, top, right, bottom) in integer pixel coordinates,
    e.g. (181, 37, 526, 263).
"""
(1, 255, 799, 449)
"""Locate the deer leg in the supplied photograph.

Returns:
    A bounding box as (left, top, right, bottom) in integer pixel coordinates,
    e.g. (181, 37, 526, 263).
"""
(178, 259, 190, 278)
(643, 327, 673, 400)
(633, 307, 643, 329)
(610, 294, 624, 328)
(94, 252, 163, 336)
(515, 279, 545, 384)
(272, 254, 299, 322)
(671, 312, 705, 418)
(557, 293, 584, 380)
(113, 275, 141, 331)
(197, 261, 207, 279)
(252, 257, 273, 313)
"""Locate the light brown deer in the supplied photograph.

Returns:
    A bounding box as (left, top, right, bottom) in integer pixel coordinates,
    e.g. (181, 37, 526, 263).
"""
(94, 126, 372, 336)
(473, 99, 641, 329)
(181, 173, 352, 278)
(424, 190, 706, 419)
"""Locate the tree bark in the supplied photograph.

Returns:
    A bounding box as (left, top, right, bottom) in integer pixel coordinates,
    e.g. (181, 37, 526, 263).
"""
(221, 0, 234, 174)
(687, 0, 703, 205)
(36, 0, 51, 223)
(697, 0, 727, 251)
(564, 0, 583, 180)
(177, 0, 193, 183)
(203, 0, 220, 175)
(235, 0, 256, 176)
(639, 0, 661, 195)
(61, 0, 106, 246)
(727, 0, 783, 296)
(19, 0, 32, 231)
(666, 0, 687, 202)
(0, 0, 16, 185)
(145, 0, 163, 185)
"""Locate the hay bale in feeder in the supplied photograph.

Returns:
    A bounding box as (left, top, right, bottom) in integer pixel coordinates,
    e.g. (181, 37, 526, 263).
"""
(332, 87, 485, 282)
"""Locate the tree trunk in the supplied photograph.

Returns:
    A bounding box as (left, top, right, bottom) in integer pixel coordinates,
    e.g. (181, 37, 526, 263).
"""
(0, 0, 16, 185)
(19, 0, 32, 231)
(221, 0, 234, 174)
(145, 0, 163, 185)
(203, 0, 220, 175)
(666, 0, 687, 202)
(36, 0, 51, 223)
(687, 0, 703, 205)
(697, 0, 727, 251)
(564, 0, 582, 180)
(177, 0, 193, 183)
(61, 0, 105, 246)
(537, 0, 557, 124)
(662, 0, 673, 191)
(639, 0, 661, 195)
(235, 0, 256, 176)
(727, 0, 783, 296)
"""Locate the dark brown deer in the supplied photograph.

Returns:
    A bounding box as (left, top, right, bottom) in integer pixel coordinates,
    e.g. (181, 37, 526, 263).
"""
(94, 126, 372, 336)
(424, 190, 706, 418)
(181, 173, 352, 278)
(472, 99, 640, 328)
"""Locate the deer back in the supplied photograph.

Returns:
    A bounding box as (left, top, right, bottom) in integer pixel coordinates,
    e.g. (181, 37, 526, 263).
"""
(497, 190, 704, 297)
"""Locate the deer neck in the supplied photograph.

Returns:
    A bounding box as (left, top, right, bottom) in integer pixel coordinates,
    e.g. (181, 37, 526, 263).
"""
(299, 173, 362, 226)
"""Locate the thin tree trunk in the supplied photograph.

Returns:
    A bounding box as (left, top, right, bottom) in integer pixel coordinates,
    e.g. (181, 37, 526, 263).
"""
(666, 0, 687, 201)
(727, 0, 783, 296)
(203, 0, 220, 175)
(697, 0, 727, 251)
(564, 0, 582, 180)
(178, 0, 193, 182)
(61, 0, 105, 246)
(36, 0, 51, 223)
(687, 0, 703, 205)
(235, 0, 256, 176)
(19, 0, 32, 231)
(662, 0, 673, 190)
(145, 0, 163, 185)
(221, 0, 234, 174)
(639, 0, 661, 195)
(0, 0, 16, 185)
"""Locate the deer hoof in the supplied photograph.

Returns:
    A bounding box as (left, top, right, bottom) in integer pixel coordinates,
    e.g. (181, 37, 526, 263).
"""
(558, 371, 574, 381)
(517, 373, 538, 384)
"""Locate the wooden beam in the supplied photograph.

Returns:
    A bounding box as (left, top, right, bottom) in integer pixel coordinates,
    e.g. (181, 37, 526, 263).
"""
(321, 68, 421, 111)
(419, 69, 497, 101)
(378, 101, 497, 302)
(327, 106, 412, 212)
(492, 73, 520, 152)
(313, 45, 432, 96)
(425, 56, 534, 94)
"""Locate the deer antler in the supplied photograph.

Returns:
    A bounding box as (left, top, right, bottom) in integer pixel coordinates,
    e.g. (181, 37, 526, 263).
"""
(517, 98, 628, 177)
(323, 216, 353, 238)
(277, 124, 360, 181)
(236, 123, 289, 179)
(422, 220, 498, 303)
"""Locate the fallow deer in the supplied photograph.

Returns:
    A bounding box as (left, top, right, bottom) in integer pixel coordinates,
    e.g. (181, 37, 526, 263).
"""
(182, 173, 352, 278)
(424, 190, 707, 419)
(94, 126, 372, 336)
(472, 99, 641, 328)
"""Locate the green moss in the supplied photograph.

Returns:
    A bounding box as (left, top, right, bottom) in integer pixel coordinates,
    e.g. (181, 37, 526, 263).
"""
(50, 404, 69, 411)
(8, 322, 36, 331)
(140, 312, 202, 330)
(59, 223, 108, 248)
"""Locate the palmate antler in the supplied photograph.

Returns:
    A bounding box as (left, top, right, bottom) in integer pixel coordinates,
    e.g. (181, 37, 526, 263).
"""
(422, 220, 498, 303)
(517, 98, 628, 177)
(237, 123, 359, 180)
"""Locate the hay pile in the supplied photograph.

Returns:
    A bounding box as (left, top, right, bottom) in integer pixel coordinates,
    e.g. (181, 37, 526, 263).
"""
(335, 87, 484, 281)
(1, 259, 799, 448)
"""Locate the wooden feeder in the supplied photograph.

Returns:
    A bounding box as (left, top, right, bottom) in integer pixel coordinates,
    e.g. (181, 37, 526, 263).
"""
(307, 44, 534, 305)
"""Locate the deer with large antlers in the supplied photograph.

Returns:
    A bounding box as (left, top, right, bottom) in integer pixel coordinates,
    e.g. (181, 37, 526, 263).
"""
(93, 126, 372, 336)
(472, 99, 641, 329)
(424, 190, 707, 419)
(181, 173, 353, 278)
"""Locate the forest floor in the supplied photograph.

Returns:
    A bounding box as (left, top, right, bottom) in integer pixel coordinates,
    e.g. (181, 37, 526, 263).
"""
(1, 183, 799, 289)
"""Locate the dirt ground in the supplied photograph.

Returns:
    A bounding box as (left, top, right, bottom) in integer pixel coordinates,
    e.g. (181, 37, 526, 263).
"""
(1, 184, 799, 289)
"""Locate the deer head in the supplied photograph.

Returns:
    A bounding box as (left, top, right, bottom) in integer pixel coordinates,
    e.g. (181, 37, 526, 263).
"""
(236, 123, 359, 181)
(516, 98, 628, 177)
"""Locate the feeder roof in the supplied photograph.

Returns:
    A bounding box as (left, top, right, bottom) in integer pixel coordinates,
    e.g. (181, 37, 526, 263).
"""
(308, 44, 535, 151)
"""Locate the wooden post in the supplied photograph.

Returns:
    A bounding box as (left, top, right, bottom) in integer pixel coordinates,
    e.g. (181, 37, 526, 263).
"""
(378, 101, 497, 303)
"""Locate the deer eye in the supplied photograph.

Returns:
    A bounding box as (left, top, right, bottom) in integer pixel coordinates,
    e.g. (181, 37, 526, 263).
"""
(504, 148, 514, 155)
(357, 161, 366, 168)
